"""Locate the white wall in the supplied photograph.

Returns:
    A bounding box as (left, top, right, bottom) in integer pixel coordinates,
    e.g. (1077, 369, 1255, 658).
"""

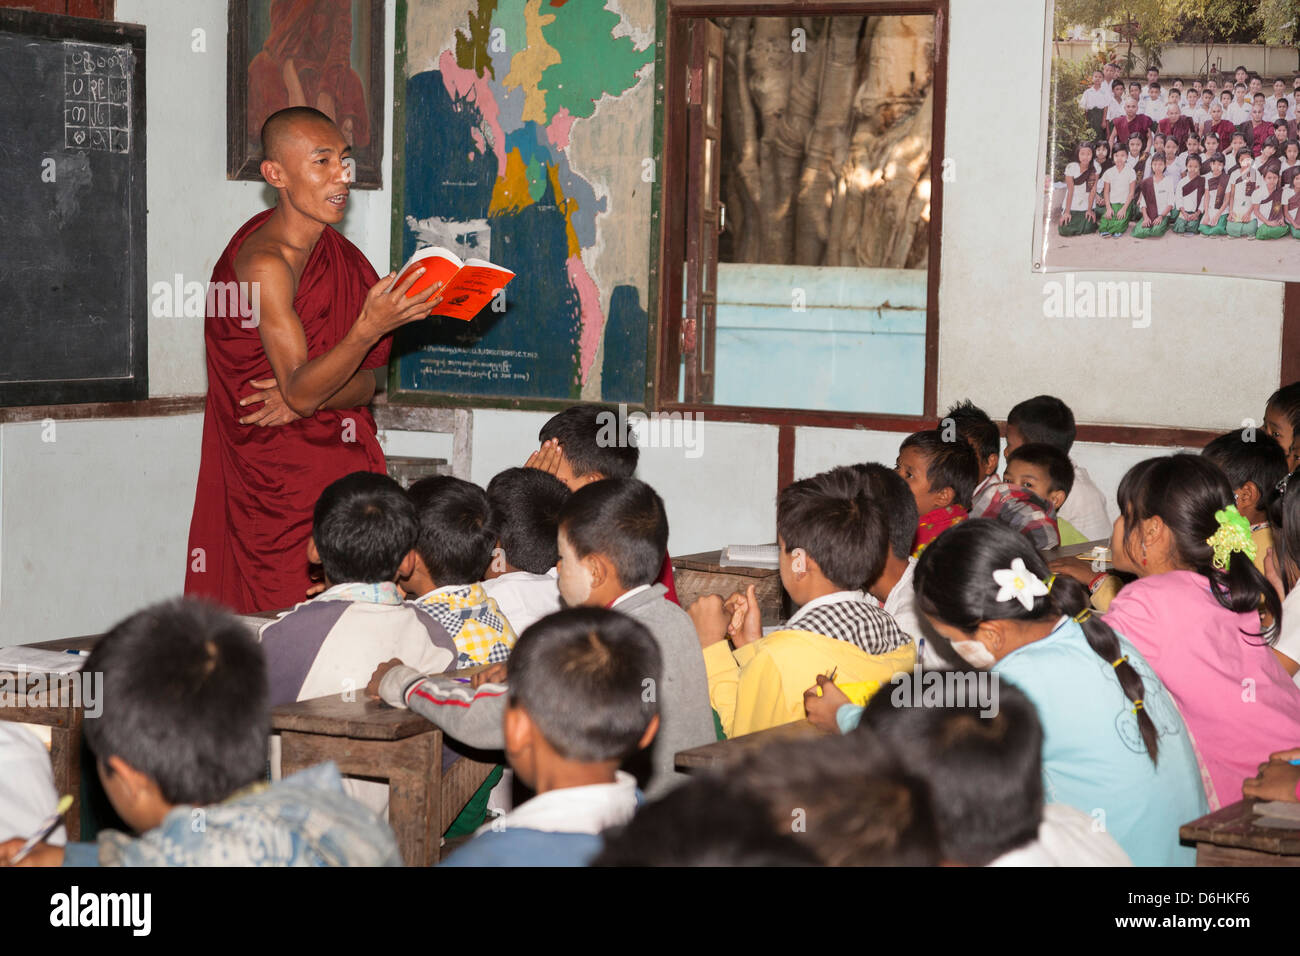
(937, 0, 1283, 430)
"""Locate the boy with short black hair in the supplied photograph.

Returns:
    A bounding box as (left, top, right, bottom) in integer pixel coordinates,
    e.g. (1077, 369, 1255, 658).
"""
(592, 775, 820, 867)
(858, 682, 1131, 866)
(944, 399, 1061, 551)
(690, 470, 916, 737)
(374, 478, 714, 799)
(1004, 442, 1087, 545)
(687, 733, 940, 866)
(260, 472, 457, 707)
(480, 467, 568, 634)
(1, 598, 401, 866)
(404, 475, 517, 669)
(1005, 395, 1112, 540)
(528, 403, 679, 604)
(439, 608, 661, 867)
(896, 429, 978, 555)
(1202, 429, 1289, 573)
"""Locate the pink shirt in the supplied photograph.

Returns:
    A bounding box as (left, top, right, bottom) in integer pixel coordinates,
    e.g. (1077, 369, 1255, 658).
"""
(1104, 570, 1300, 804)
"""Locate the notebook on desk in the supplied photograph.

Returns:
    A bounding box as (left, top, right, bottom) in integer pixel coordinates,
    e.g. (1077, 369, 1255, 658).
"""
(720, 544, 780, 569)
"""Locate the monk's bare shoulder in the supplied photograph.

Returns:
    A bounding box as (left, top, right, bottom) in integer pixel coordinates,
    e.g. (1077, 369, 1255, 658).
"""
(234, 226, 300, 295)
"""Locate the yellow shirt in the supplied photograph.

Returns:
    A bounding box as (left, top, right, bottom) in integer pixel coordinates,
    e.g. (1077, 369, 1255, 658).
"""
(703, 629, 916, 738)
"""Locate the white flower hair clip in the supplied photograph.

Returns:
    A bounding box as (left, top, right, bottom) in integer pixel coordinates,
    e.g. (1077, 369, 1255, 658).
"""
(993, 558, 1049, 610)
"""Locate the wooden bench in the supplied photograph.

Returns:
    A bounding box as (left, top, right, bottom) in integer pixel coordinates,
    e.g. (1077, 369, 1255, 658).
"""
(1179, 798, 1300, 866)
(271, 694, 498, 866)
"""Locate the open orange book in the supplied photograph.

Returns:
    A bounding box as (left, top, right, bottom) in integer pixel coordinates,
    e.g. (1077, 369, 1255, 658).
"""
(391, 247, 515, 321)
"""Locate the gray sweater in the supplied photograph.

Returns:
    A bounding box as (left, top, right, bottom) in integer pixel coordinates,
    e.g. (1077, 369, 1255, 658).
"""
(379, 585, 716, 799)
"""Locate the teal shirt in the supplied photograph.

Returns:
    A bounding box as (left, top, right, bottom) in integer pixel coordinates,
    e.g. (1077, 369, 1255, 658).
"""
(994, 618, 1208, 866)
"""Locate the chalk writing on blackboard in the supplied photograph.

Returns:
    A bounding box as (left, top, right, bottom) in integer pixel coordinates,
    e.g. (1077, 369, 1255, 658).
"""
(63, 41, 132, 153)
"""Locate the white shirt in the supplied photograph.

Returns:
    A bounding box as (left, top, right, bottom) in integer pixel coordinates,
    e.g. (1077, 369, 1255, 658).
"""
(1106, 97, 1126, 121)
(1145, 172, 1178, 216)
(481, 568, 562, 634)
(1058, 462, 1112, 541)
(477, 770, 639, 836)
(1230, 175, 1265, 216)
(0, 724, 67, 846)
(1099, 165, 1136, 204)
(989, 803, 1133, 866)
(610, 584, 653, 609)
(1144, 99, 1166, 122)
(1266, 95, 1282, 122)
(1176, 173, 1203, 212)
(1063, 163, 1094, 212)
(1192, 106, 1210, 128)
(1276, 585, 1300, 687)
(1227, 100, 1253, 125)
(1079, 86, 1111, 111)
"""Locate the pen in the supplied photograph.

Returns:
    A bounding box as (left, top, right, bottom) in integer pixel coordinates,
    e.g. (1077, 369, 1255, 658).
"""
(1289, 758, 1300, 766)
(8, 795, 73, 864)
(64, 650, 89, 657)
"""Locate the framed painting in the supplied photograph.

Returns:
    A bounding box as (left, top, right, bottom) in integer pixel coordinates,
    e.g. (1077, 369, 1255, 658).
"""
(227, 0, 384, 188)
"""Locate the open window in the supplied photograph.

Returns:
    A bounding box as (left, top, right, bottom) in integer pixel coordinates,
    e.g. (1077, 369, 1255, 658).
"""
(654, 1, 947, 426)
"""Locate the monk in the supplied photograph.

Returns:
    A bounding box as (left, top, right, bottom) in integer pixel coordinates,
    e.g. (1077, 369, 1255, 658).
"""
(185, 107, 438, 613)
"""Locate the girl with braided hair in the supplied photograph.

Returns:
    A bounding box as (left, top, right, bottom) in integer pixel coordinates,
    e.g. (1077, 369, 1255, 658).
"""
(1094, 455, 1300, 805)
(913, 519, 1206, 866)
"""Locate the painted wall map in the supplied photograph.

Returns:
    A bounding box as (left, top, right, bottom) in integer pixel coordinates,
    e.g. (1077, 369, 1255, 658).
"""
(392, 0, 655, 404)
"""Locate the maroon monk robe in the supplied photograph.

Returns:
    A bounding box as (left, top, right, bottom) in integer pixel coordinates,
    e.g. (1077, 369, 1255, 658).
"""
(1112, 113, 1151, 148)
(1203, 119, 1236, 149)
(1158, 115, 1192, 150)
(1250, 121, 1273, 156)
(185, 210, 392, 613)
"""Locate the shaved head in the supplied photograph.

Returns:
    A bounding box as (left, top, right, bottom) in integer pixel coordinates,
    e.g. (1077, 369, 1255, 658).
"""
(260, 107, 336, 162)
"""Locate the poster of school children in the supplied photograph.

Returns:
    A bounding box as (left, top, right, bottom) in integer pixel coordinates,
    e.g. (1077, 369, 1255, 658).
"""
(1034, 0, 1300, 282)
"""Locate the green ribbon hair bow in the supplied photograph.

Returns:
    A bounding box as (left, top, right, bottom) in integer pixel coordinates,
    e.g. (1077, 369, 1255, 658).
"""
(1206, 504, 1256, 571)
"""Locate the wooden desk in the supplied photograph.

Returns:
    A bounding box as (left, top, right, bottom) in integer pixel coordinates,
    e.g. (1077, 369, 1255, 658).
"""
(672, 549, 786, 625)
(1040, 538, 1110, 565)
(675, 719, 826, 770)
(1179, 799, 1300, 866)
(271, 695, 498, 866)
(0, 634, 101, 841)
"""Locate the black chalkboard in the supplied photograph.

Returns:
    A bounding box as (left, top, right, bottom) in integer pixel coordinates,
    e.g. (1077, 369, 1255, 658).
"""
(0, 10, 146, 407)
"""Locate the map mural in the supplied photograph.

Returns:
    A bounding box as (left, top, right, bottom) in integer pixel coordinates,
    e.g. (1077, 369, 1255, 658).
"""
(393, 0, 655, 403)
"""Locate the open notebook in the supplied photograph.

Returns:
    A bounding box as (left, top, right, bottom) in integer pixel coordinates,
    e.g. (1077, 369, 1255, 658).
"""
(720, 544, 780, 569)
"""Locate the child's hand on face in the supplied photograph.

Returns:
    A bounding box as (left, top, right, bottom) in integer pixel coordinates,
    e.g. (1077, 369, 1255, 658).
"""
(0, 839, 64, 867)
(687, 594, 730, 648)
(365, 658, 406, 700)
(802, 675, 852, 733)
(1242, 748, 1300, 802)
(524, 438, 563, 476)
(723, 585, 763, 648)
